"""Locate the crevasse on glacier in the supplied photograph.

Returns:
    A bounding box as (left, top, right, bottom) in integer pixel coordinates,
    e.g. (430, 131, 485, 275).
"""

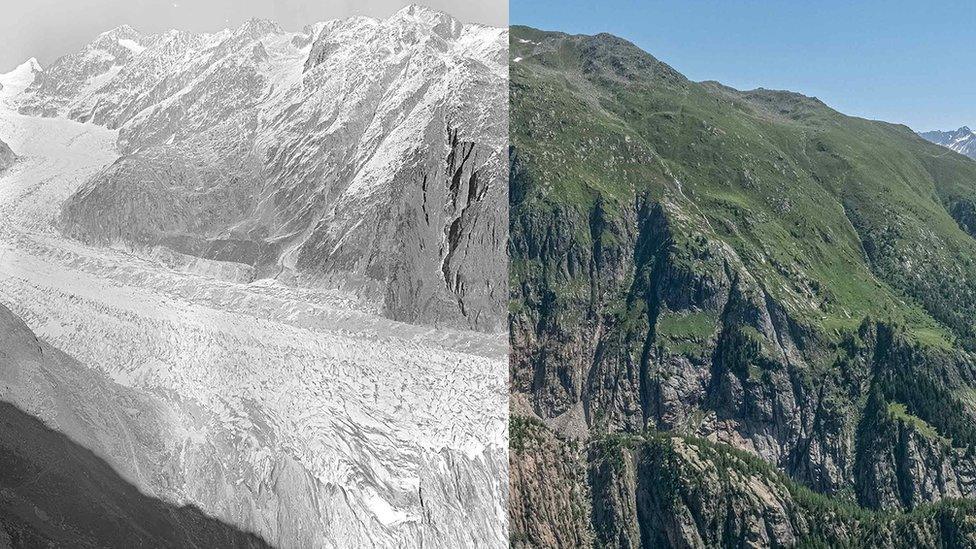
(0, 5, 508, 547)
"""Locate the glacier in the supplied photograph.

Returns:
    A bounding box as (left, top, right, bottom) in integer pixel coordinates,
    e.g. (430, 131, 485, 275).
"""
(0, 5, 507, 548)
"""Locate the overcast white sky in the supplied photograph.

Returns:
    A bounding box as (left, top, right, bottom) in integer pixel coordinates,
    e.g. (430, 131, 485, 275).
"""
(0, 0, 507, 72)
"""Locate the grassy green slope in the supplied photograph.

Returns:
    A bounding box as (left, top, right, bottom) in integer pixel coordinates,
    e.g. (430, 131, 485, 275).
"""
(511, 25, 976, 349)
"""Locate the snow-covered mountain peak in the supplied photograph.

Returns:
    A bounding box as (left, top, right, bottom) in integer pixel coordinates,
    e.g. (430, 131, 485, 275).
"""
(395, 3, 453, 21)
(98, 24, 139, 38)
(92, 24, 147, 51)
(920, 126, 976, 160)
(19, 9, 508, 333)
(0, 57, 43, 99)
(388, 4, 469, 44)
(23, 57, 42, 73)
(2, 57, 43, 80)
(392, 4, 460, 31)
(235, 17, 284, 38)
(310, 15, 379, 41)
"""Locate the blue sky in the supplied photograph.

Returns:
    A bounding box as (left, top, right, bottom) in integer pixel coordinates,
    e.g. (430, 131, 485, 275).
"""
(512, 0, 976, 132)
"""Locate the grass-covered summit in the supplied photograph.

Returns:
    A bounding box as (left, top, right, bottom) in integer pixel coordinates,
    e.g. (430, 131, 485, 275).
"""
(512, 25, 976, 348)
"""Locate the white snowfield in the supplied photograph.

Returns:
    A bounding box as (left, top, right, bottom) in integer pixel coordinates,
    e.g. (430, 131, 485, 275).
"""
(0, 8, 507, 549)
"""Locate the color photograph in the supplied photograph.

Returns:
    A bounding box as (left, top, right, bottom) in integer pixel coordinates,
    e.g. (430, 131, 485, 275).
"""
(509, 1, 976, 547)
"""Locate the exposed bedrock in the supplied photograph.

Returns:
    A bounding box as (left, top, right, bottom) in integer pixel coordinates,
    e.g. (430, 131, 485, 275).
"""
(0, 138, 15, 171)
(510, 26, 976, 546)
(38, 10, 508, 332)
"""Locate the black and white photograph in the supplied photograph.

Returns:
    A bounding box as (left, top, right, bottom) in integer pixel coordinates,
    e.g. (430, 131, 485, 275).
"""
(0, 0, 507, 546)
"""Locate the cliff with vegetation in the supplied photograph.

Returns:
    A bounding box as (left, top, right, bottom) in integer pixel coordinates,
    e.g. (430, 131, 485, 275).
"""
(510, 25, 976, 547)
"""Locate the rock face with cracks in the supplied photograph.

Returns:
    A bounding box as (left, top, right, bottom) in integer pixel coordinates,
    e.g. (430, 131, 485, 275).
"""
(0, 138, 14, 172)
(23, 5, 508, 332)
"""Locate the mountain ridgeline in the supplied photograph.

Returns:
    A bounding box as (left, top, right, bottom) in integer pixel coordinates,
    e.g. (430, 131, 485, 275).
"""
(920, 126, 976, 160)
(510, 26, 976, 547)
(19, 7, 508, 332)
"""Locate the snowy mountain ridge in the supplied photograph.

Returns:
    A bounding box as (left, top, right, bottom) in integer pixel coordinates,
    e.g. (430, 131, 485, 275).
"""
(919, 125, 976, 159)
(17, 4, 508, 332)
(0, 57, 42, 99)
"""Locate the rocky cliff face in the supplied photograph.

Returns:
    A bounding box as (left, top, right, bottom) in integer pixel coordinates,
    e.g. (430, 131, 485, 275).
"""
(20, 6, 507, 332)
(587, 433, 976, 548)
(510, 416, 593, 548)
(0, 138, 14, 171)
(510, 26, 976, 546)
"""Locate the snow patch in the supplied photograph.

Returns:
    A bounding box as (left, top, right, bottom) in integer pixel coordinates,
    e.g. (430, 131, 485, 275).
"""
(118, 38, 146, 54)
(0, 58, 42, 101)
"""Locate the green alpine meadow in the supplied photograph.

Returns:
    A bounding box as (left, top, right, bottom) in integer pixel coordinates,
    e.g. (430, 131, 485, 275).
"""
(509, 25, 976, 547)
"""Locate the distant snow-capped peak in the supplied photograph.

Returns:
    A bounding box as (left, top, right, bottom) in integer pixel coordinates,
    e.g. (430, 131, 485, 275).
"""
(919, 126, 976, 160)
(0, 57, 43, 97)
(22, 57, 43, 73)
(4, 57, 43, 79)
